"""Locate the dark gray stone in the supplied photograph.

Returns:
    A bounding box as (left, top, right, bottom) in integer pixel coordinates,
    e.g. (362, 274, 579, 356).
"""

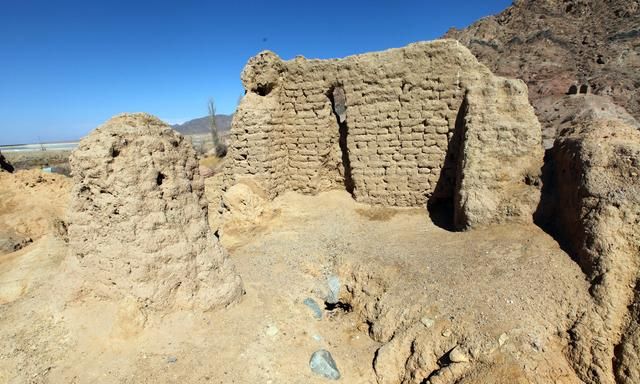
(309, 349, 340, 380)
(303, 298, 323, 320)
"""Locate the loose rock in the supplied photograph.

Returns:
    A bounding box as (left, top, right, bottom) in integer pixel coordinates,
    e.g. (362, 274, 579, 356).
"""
(326, 275, 341, 305)
(265, 325, 279, 337)
(303, 298, 323, 320)
(498, 333, 509, 346)
(448, 346, 470, 363)
(309, 349, 341, 380)
(420, 317, 435, 328)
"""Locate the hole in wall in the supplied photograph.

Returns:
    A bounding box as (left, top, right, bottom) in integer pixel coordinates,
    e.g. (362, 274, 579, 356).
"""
(327, 85, 355, 196)
(567, 85, 578, 95)
(253, 83, 274, 96)
(156, 172, 166, 186)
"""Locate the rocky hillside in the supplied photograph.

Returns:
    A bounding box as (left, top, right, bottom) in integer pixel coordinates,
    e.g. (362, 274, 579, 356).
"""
(172, 114, 233, 135)
(445, 0, 639, 145)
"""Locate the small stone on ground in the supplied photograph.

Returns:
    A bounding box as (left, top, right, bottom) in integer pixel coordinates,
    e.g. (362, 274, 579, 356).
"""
(326, 276, 341, 304)
(265, 325, 279, 337)
(309, 349, 341, 380)
(303, 298, 323, 320)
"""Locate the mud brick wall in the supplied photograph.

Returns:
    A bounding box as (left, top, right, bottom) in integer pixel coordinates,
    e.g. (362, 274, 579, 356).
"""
(226, 40, 541, 210)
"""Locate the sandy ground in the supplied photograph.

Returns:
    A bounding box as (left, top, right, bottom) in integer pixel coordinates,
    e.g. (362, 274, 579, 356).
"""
(0, 172, 590, 383)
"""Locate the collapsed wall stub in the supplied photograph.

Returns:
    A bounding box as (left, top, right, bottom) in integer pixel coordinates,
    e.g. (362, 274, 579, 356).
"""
(225, 40, 542, 229)
(68, 113, 243, 311)
(537, 96, 640, 384)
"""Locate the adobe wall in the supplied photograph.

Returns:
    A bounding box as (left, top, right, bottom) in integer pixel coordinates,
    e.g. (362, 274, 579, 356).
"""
(225, 40, 542, 227)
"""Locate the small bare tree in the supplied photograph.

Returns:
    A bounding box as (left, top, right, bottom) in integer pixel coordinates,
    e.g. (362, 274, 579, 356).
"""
(208, 98, 227, 157)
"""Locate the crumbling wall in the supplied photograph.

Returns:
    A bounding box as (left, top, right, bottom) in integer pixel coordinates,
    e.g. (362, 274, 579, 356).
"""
(454, 79, 543, 229)
(225, 40, 542, 228)
(67, 113, 243, 311)
(539, 96, 640, 384)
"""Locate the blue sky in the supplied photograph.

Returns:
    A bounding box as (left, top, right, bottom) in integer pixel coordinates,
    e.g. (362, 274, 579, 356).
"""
(0, 0, 511, 145)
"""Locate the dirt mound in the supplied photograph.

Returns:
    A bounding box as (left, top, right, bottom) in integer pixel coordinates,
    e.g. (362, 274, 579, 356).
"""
(445, 0, 640, 145)
(67, 113, 243, 311)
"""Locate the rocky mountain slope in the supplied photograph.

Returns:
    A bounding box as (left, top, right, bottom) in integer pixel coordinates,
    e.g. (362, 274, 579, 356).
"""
(445, 0, 639, 146)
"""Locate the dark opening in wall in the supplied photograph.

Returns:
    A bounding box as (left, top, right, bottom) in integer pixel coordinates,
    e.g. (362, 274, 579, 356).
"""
(156, 172, 166, 186)
(427, 98, 467, 232)
(567, 85, 578, 95)
(579, 84, 589, 94)
(328, 85, 354, 196)
(253, 83, 274, 96)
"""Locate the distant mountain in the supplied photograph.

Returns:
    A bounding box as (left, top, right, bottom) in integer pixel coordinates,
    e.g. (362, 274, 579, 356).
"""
(172, 114, 233, 135)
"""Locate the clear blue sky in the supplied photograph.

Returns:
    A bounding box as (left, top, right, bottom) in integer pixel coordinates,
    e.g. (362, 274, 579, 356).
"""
(0, 0, 511, 145)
